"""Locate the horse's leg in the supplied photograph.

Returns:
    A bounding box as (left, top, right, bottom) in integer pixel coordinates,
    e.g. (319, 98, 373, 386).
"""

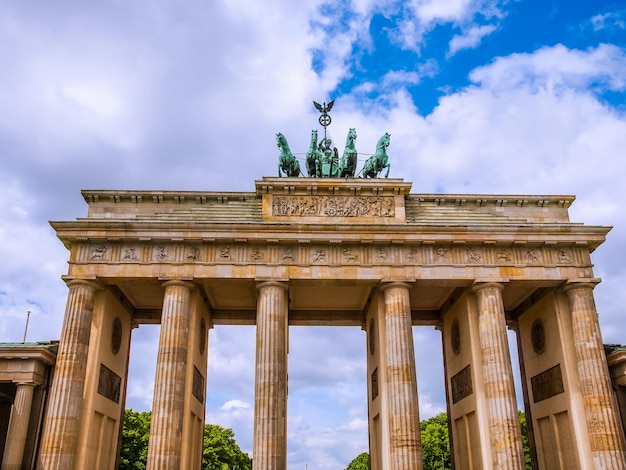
(385, 162, 390, 178)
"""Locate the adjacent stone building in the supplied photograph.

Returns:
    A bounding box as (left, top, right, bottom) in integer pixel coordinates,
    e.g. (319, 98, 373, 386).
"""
(0, 341, 57, 470)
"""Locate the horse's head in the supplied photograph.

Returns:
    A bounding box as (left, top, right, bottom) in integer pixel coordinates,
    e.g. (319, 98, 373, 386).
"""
(377, 132, 391, 150)
(276, 133, 285, 148)
(347, 128, 357, 144)
(310, 129, 318, 145)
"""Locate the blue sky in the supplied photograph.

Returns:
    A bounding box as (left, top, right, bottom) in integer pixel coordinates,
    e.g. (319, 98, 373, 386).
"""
(1, 1, 626, 468)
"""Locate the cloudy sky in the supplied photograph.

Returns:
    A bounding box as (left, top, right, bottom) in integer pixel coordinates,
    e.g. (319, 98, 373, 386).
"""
(1, 0, 626, 468)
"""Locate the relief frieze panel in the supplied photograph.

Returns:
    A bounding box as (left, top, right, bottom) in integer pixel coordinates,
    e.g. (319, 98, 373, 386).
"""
(375, 246, 389, 263)
(496, 248, 513, 263)
(187, 246, 201, 262)
(531, 364, 565, 403)
(249, 248, 266, 262)
(342, 247, 359, 263)
(121, 246, 140, 262)
(90, 244, 109, 261)
(405, 247, 422, 264)
(466, 247, 483, 264)
(77, 241, 590, 270)
(451, 365, 473, 404)
(217, 245, 232, 261)
(153, 245, 171, 262)
(98, 363, 122, 404)
(272, 195, 395, 217)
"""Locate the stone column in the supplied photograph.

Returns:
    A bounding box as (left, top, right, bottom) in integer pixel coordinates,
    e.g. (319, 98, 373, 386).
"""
(38, 279, 100, 470)
(382, 282, 422, 470)
(472, 282, 524, 469)
(565, 282, 626, 469)
(146, 280, 194, 470)
(253, 281, 288, 470)
(1, 382, 37, 470)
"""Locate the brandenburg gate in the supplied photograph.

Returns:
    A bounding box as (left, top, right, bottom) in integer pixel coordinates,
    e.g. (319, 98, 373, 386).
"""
(28, 169, 626, 469)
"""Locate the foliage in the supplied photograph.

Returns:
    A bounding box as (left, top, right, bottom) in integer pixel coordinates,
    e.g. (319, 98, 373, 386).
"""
(345, 411, 533, 470)
(202, 423, 251, 470)
(519, 411, 532, 470)
(420, 412, 450, 470)
(345, 451, 370, 470)
(119, 410, 251, 470)
(120, 409, 151, 470)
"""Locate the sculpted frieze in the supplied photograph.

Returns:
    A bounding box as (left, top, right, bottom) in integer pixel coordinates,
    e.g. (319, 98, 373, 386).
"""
(78, 241, 589, 269)
(272, 195, 395, 217)
(122, 247, 139, 261)
(90, 244, 108, 261)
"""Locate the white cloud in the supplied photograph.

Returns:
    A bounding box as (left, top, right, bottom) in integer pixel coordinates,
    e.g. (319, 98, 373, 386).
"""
(391, 0, 505, 51)
(0, 178, 68, 341)
(469, 43, 626, 93)
(448, 24, 497, 56)
(591, 10, 626, 32)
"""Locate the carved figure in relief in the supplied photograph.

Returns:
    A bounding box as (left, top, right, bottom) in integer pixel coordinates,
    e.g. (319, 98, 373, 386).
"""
(123, 248, 137, 260)
(305, 130, 323, 177)
(156, 246, 169, 260)
(467, 248, 482, 263)
(526, 248, 540, 263)
(91, 245, 107, 260)
(343, 248, 358, 262)
(558, 249, 572, 263)
(437, 248, 449, 261)
(406, 248, 420, 262)
(282, 248, 295, 261)
(219, 246, 231, 260)
(187, 247, 200, 260)
(272, 195, 395, 218)
(497, 249, 511, 262)
(340, 128, 358, 178)
(277, 133, 301, 177)
(376, 247, 388, 261)
(251, 249, 264, 261)
(312, 249, 326, 262)
(362, 133, 391, 178)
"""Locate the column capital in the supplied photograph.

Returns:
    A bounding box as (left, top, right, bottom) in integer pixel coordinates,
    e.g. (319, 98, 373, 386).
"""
(563, 280, 600, 293)
(471, 281, 505, 293)
(161, 279, 195, 290)
(256, 280, 289, 292)
(380, 281, 414, 292)
(14, 381, 37, 388)
(63, 278, 102, 290)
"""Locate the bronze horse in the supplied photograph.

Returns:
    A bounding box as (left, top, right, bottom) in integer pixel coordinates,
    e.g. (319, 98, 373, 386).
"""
(340, 128, 358, 178)
(362, 133, 391, 178)
(277, 133, 301, 177)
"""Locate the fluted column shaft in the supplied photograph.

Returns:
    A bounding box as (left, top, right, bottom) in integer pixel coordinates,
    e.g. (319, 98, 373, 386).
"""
(382, 282, 422, 470)
(565, 283, 626, 469)
(253, 282, 288, 470)
(38, 279, 99, 470)
(2, 382, 36, 470)
(473, 282, 524, 469)
(146, 280, 193, 470)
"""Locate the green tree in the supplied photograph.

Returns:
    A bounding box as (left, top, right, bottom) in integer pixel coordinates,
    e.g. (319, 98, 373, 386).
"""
(119, 411, 251, 470)
(345, 451, 370, 470)
(120, 409, 151, 470)
(420, 412, 450, 470)
(519, 411, 532, 470)
(346, 411, 532, 470)
(202, 423, 251, 470)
